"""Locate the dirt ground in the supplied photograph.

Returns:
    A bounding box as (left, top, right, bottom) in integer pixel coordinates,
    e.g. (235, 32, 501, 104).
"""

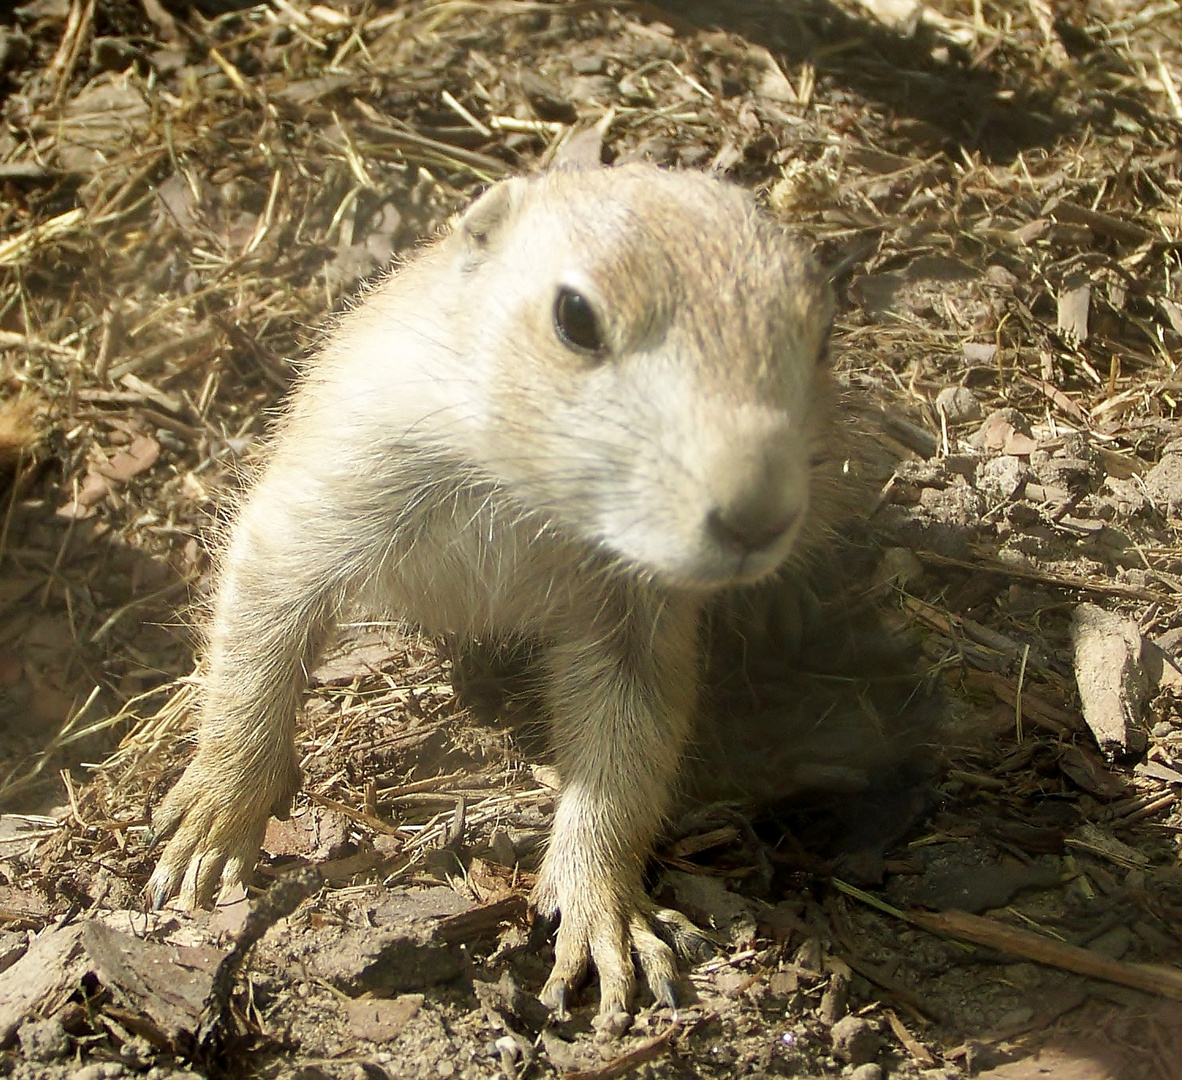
(0, 0, 1181, 1077)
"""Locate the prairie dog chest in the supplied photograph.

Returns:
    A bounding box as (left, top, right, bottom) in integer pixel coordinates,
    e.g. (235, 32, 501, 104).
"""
(362, 478, 608, 640)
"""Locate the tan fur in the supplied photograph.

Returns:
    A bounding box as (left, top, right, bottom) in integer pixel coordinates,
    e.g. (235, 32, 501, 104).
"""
(0, 397, 41, 472)
(148, 164, 834, 1021)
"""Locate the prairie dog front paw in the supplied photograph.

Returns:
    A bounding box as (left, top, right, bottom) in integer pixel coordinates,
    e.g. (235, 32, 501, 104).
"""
(148, 749, 300, 909)
(533, 864, 712, 1025)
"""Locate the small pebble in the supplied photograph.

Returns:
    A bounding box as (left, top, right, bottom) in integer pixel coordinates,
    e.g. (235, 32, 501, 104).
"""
(975, 455, 1028, 500)
(935, 385, 982, 425)
(119, 1036, 155, 1070)
(91, 36, 140, 71)
(17, 1017, 71, 1062)
(488, 828, 517, 867)
(849, 1065, 884, 1080)
(70, 1069, 101, 1080)
(591, 1009, 633, 1039)
(830, 1015, 880, 1066)
(494, 1036, 520, 1061)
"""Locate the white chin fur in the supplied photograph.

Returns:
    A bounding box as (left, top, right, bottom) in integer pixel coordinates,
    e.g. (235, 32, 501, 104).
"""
(608, 532, 799, 591)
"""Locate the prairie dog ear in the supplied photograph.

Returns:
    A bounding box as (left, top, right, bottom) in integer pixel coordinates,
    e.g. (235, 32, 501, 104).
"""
(458, 177, 527, 249)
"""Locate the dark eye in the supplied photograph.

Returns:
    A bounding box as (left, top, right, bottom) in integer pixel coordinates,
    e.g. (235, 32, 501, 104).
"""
(554, 288, 605, 354)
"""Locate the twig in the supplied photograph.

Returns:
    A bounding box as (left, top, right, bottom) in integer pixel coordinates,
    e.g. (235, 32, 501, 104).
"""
(1014, 642, 1030, 742)
(916, 550, 1180, 605)
(909, 908, 1182, 1002)
(562, 1022, 682, 1080)
(833, 880, 1182, 1003)
(198, 866, 324, 1046)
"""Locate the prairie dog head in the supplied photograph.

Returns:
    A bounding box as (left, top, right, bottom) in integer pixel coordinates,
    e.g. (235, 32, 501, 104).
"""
(448, 164, 834, 589)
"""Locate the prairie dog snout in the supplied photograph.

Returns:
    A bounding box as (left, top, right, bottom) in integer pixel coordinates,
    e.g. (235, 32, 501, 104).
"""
(148, 163, 835, 1025)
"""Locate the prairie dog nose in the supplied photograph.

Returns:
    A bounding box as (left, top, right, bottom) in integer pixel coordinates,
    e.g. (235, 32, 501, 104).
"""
(699, 406, 813, 560)
(706, 497, 802, 555)
(702, 432, 809, 556)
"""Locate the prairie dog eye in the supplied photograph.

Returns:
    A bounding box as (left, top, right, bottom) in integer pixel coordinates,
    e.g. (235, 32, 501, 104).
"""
(554, 288, 605, 355)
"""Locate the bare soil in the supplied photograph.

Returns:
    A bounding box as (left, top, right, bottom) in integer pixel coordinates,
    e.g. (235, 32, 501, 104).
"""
(0, 1, 1180, 1079)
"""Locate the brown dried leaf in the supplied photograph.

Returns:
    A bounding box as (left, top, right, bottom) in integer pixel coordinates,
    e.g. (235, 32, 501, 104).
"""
(1058, 745, 1127, 800)
(97, 434, 160, 483)
(975, 412, 1039, 456)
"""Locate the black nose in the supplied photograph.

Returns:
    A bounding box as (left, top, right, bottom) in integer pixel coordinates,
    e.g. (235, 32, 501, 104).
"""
(706, 501, 801, 555)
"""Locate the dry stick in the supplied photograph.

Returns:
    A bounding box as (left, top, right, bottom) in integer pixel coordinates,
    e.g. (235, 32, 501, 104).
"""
(305, 790, 410, 838)
(563, 1022, 685, 1080)
(832, 881, 1182, 1003)
(350, 100, 510, 179)
(839, 953, 952, 1025)
(198, 866, 324, 1046)
(965, 670, 1080, 734)
(883, 1008, 935, 1068)
(916, 549, 1180, 605)
(910, 909, 1182, 1001)
(1122, 791, 1178, 824)
(1014, 642, 1030, 743)
(48, 0, 95, 104)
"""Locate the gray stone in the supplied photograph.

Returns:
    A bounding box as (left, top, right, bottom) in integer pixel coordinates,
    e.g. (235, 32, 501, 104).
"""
(935, 385, 982, 425)
(1143, 449, 1182, 513)
(71, 1066, 127, 1080)
(69, 1067, 108, 1080)
(975, 455, 1028, 500)
(306, 888, 472, 996)
(830, 1015, 880, 1066)
(849, 1065, 884, 1080)
(17, 1016, 71, 1061)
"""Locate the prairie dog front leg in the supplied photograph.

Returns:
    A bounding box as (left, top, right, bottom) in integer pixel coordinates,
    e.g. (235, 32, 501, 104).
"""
(148, 475, 346, 908)
(534, 587, 701, 1019)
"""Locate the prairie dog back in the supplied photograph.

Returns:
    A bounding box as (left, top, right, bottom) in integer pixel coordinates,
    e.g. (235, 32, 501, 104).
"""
(149, 164, 836, 1027)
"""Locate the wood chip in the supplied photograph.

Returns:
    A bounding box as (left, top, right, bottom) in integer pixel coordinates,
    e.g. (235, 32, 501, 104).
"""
(80, 921, 224, 1044)
(1057, 282, 1091, 343)
(1070, 604, 1149, 754)
(883, 1007, 935, 1066)
(0, 923, 87, 1044)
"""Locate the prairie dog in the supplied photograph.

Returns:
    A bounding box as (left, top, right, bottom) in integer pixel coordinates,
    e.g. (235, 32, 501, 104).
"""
(148, 164, 835, 1023)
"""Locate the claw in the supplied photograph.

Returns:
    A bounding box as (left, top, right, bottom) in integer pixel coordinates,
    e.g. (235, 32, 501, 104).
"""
(540, 978, 570, 1019)
(652, 975, 678, 1010)
(531, 891, 710, 1031)
(680, 930, 716, 964)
